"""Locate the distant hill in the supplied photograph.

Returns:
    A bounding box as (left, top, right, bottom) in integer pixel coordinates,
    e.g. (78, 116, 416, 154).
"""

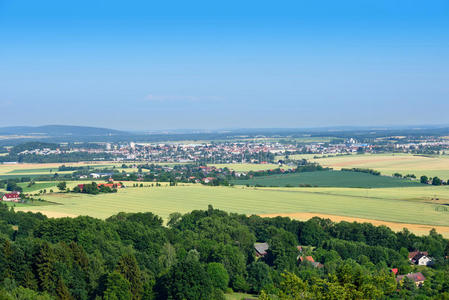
(0, 125, 127, 136)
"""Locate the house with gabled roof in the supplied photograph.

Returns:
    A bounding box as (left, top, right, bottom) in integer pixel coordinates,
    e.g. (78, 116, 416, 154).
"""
(254, 242, 269, 257)
(2, 191, 21, 202)
(396, 272, 426, 287)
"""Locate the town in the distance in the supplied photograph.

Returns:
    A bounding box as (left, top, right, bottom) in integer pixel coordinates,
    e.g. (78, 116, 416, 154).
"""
(1, 125, 449, 299)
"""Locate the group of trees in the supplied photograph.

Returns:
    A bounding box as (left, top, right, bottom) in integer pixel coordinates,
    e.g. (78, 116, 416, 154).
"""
(72, 182, 117, 194)
(0, 205, 449, 299)
(420, 175, 447, 186)
(341, 168, 381, 176)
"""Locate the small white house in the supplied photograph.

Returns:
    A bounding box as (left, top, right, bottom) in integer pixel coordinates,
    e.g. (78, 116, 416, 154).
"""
(417, 255, 434, 266)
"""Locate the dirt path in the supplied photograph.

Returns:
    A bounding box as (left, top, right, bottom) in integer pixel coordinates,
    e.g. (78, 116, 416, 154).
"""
(259, 212, 449, 237)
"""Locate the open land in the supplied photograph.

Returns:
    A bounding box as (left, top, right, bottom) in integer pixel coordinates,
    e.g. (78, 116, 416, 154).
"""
(13, 182, 449, 237)
(233, 170, 422, 188)
(310, 153, 449, 180)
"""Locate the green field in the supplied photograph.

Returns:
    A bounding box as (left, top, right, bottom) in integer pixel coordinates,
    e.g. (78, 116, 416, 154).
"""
(225, 292, 257, 300)
(310, 153, 449, 180)
(233, 170, 421, 188)
(13, 183, 449, 229)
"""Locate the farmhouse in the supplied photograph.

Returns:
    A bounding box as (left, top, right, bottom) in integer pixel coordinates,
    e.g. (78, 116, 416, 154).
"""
(2, 191, 21, 202)
(409, 251, 433, 266)
(396, 272, 426, 287)
(254, 242, 269, 257)
(299, 256, 323, 268)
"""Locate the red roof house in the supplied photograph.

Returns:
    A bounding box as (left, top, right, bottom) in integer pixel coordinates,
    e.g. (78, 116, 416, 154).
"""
(2, 192, 21, 202)
(396, 272, 426, 287)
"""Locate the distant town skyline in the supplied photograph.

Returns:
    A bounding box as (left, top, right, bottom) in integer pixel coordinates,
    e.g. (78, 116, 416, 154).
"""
(1, 0, 448, 130)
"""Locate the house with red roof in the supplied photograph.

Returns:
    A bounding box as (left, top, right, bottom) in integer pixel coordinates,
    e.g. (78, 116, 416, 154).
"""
(299, 256, 323, 268)
(2, 191, 21, 202)
(202, 177, 216, 184)
(396, 272, 426, 287)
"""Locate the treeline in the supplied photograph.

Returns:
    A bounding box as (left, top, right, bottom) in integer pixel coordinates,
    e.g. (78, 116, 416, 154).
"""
(0, 205, 449, 299)
(341, 168, 381, 176)
(237, 163, 330, 181)
(72, 182, 118, 194)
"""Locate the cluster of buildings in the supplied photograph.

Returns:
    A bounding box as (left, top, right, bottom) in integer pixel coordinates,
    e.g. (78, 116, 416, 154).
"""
(255, 242, 435, 288)
(390, 251, 434, 287)
(10, 135, 449, 164)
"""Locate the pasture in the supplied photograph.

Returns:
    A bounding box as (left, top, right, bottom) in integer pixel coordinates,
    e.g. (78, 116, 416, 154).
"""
(13, 183, 449, 236)
(310, 153, 449, 180)
(233, 170, 421, 188)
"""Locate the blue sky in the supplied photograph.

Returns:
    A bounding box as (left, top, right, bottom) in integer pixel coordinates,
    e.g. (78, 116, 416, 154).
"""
(0, 0, 448, 130)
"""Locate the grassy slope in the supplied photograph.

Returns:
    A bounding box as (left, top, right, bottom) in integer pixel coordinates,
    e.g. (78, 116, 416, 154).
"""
(14, 184, 449, 227)
(233, 170, 421, 188)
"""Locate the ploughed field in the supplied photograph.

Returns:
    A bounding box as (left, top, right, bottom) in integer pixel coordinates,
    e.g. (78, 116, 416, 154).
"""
(13, 182, 449, 236)
(232, 170, 421, 188)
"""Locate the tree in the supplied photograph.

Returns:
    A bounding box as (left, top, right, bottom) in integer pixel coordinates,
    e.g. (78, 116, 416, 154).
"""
(207, 262, 229, 292)
(57, 181, 67, 191)
(420, 175, 428, 184)
(55, 277, 72, 300)
(157, 259, 213, 300)
(432, 177, 442, 186)
(246, 262, 273, 293)
(35, 242, 56, 293)
(115, 254, 143, 300)
(103, 272, 132, 300)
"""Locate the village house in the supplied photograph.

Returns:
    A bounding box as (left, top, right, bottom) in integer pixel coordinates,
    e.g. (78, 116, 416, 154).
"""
(396, 272, 426, 287)
(409, 251, 434, 266)
(202, 177, 216, 184)
(254, 242, 269, 257)
(299, 256, 323, 268)
(2, 191, 21, 202)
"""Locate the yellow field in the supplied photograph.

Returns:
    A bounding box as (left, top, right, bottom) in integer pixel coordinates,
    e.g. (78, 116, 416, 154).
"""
(310, 153, 449, 179)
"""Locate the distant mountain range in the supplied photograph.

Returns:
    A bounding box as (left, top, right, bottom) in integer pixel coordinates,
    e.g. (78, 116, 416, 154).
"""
(0, 125, 127, 137)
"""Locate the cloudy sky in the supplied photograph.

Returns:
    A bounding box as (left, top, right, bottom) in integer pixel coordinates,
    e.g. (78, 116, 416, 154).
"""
(0, 0, 448, 130)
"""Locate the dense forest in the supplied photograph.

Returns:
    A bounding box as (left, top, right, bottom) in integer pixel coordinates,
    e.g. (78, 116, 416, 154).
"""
(0, 205, 448, 299)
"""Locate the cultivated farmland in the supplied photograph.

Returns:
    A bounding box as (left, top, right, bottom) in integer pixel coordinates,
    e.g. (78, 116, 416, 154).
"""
(233, 170, 421, 188)
(14, 183, 449, 236)
(310, 153, 449, 180)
